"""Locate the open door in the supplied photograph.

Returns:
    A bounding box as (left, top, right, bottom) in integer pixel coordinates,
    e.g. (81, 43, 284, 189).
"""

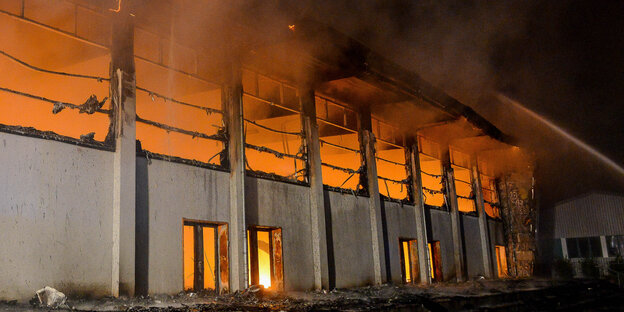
(183, 220, 228, 293)
(495, 245, 509, 277)
(399, 239, 419, 283)
(247, 226, 284, 290)
(428, 241, 443, 282)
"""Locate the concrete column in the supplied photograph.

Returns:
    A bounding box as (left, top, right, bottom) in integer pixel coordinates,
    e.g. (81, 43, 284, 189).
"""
(600, 236, 609, 258)
(443, 154, 465, 282)
(223, 62, 247, 291)
(472, 160, 493, 278)
(406, 139, 431, 284)
(110, 9, 136, 297)
(300, 87, 330, 289)
(561, 238, 568, 258)
(358, 105, 386, 284)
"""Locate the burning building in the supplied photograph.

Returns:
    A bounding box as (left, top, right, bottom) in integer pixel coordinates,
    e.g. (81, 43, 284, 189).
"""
(0, 0, 536, 300)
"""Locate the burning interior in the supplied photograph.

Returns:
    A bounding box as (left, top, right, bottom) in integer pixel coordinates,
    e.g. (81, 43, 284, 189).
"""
(0, 0, 536, 300)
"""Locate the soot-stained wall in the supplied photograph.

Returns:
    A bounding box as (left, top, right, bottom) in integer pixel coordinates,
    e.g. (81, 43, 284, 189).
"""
(0, 133, 114, 300)
(426, 208, 455, 281)
(326, 191, 375, 288)
(245, 177, 315, 291)
(461, 214, 484, 278)
(136, 158, 230, 295)
(382, 201, 418, 284)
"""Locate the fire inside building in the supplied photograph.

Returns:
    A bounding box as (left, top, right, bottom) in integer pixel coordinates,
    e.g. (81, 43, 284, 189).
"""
(0, 0, 536, 300)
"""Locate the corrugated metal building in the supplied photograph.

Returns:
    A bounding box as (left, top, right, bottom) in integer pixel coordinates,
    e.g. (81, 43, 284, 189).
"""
(553, 192, 624, 276)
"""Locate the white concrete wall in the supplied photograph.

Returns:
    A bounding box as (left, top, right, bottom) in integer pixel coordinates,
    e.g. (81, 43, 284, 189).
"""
(137, 158, 230, 294)
(327, 191, 375, 288)
(245, 177, 315, 291)
(0, 133, 114, 300)
(382, 201, 418, 284)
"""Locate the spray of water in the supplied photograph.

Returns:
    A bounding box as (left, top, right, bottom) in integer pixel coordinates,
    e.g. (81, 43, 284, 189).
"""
(498, 93, 624, 176)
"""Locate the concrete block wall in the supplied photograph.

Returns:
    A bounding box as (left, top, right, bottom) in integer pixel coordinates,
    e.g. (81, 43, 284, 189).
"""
(326, 191, 375, 288)
(245, 177, 316, 291)
(0, 133, 114, 300)
(381, 201, 418, 284)
(426, 208, 456, 281)
(136, 158, 230, 294)
(462, 215, 485, 278)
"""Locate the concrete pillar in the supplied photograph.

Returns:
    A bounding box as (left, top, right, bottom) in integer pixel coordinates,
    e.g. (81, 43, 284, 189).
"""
(443, 153, 465, 282)
(600, 236, 609, 258)
(223, 62, 247, 291)
(472, 160, 493, 278)
(110, 9, 136, 297)
(561, 238, 568, 258)
(358, 105, 386, 284)
(406, 139, 431, 284)
(300, 87, 330, 289)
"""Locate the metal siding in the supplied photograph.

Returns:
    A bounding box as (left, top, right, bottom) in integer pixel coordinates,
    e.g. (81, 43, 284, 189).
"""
(554, 193, 624, 238)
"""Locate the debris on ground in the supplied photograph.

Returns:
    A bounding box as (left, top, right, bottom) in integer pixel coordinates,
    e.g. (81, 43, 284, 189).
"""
(33, 286, 67, 308)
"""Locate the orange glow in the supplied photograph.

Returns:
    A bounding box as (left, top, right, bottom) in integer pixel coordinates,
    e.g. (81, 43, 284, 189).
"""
(203, 228, 216, 289)
(135, 57, 224, 164)
(496, 245, 508, 277)
(183, 225, 194, 290)
(376, 144, 408, 200)
(257, 231, 271, 288)
(402, 241, 411, 282)
(0, 13, 110, 141)
(451, 149, 476, 213)
(428, 243, 434, 278)
(420, 154, 445, 207)
(288, 24, 295, 31)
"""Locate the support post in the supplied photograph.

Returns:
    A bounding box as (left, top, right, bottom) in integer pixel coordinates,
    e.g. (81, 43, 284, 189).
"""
(359, 105, 386, 284)
(300, 87, 330, 289)
(407, 138, 431, 284)
(472, 159, 493, 278)
(110, 8, 136, 297)
(443, 153, 465, 282)
(224, 62, 247, 291)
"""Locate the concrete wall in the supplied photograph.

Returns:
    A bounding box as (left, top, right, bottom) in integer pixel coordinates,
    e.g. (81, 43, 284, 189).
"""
(425, 208, 455, 281)
(326, 191, 375, 288)
(381, 201, 418, 284)
(461, 215, 484, 278)
(136, 158, 230, 294)
(245, 177, 316, 291)
(0, 133, 114, 300)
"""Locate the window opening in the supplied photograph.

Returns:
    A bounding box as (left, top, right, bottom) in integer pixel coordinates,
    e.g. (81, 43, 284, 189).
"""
(428, 241, 443, 282)
(316, 95, 363, 192)
(0, 9, 112, 146)
(566, 237, 602, 259)
(247, 226, 284, 290)
(607, 235, 624, 257)
(450, 148, 476, 213)
(242, 69, 306, 183)
(418, 136, 446, 208)
(478, 158, 501, 218)
(183, 220, 228, 292)
(373, 116, 410, 202)
(495, 245, 508, 277)
(400, 239, 419, 283)
(134, 27, 225, 167)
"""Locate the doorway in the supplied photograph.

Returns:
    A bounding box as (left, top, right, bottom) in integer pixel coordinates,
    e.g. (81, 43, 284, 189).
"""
(428, 241, 443, 282)
(247, 226, 284, 290)
(399, 239, 419, 283)
(183, 220, 229, 292)
(495, 245, 508, 277)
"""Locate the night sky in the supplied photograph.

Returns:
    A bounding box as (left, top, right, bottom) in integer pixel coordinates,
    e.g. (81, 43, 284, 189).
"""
(283, 0, 624, 209)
